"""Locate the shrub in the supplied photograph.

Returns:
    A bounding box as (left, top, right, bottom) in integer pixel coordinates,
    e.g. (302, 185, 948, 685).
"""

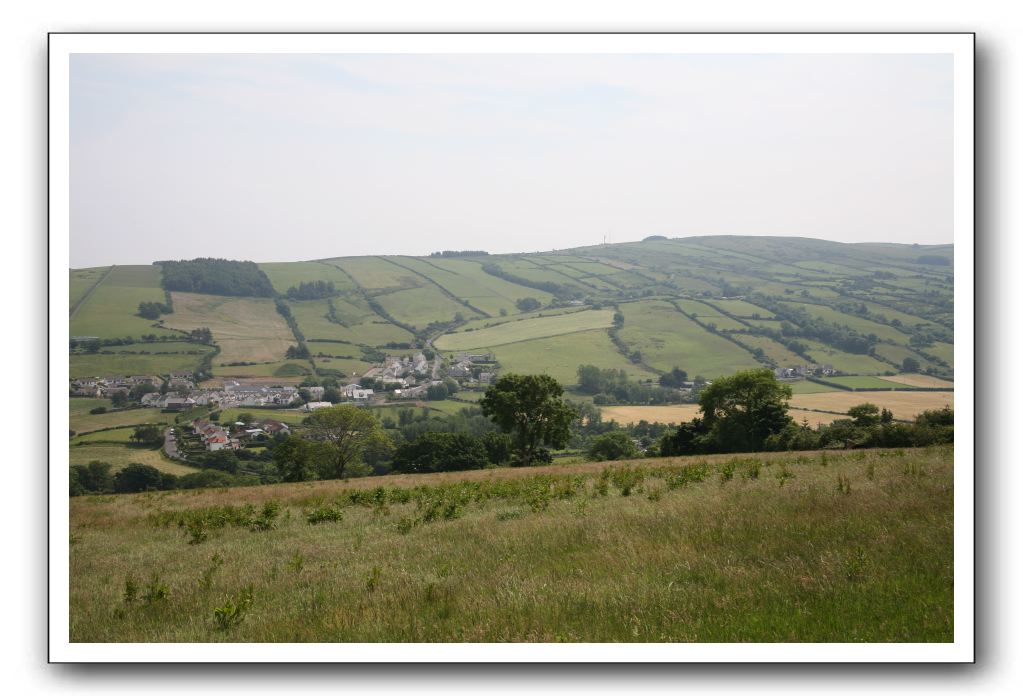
(213, 586, 254, 630)
(305, 504, 344, 525)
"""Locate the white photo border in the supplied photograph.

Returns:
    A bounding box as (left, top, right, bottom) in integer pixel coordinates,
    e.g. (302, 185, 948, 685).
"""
(49, 31, 974, 663)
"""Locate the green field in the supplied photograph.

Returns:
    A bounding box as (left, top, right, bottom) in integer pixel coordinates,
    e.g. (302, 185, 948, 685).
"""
(68, 443, 198, 476)
(617, 300, 756, 377)
(731, 334, 808, 367)
(214, 361, 313, 378)
(384, 257, 519, 317)
(70, 265, 179, 339)
(800, 340, 892, 375)
(258, 261, 355, 295)
(926, 342, 954, 369)
(289, 299, 414, 347)
(814, 376, 907, 390)
(435, 310, 614, 351)
(454, 306, 587, 333)
(310, 356, 375, 381)
(70, 267, 110, 312)
(69, 406, 180, 435)
(71, 427, 143, 445)
(218, 408, 309, 426)
(780, 301, 910, 343)
(375, 286, 474, 330)
(70, 352, 209, 379)
(705, 299, 776, 319)
(871, 343, 945, 373)
(786, 380, 841, 395)
(491, 329, 656, 385)
(69, 446, 953, 642)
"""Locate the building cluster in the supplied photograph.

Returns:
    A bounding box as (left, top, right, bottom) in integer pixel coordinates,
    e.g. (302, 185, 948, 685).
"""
(447, 352, 497, 385)
(70, 374, 158, 398)
(362, 353, 431, 389)
(774, 364, 836, 379)
(190, 417, 291, 452)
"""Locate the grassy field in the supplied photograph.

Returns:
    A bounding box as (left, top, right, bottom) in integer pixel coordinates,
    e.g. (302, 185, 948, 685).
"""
(789, 391, 953, 420)
(289, 299, 414, 347)
(815, 376, 908, 390)
(70, 352, 210, 379)
(68, 443, 198, 476)
(163, 293, 295, 364)
(258, 262, 355, 295)
(705, 299, 775, 319)
(384, 257, 516, 317)
(309, 356, 374, 380)
(730, 334, 806, 366)
(68, 446, 953, 642)
(434, 310, 614, 351)
(617, 300, 755, 377)
(70, 266, 109, 312)
(69, 407, 177, 435)
(375, 286, 474, 329)
(871, 343, 945, 374)
(491, 329, 657, 385)
(800, 340, 893, 375)
(213, 361, 312, 379)
(787, 380, 841, 395)
(599, 405, 843, 428)
(428, 258, 555, 309)
(454, 306, 586, 333)
(70, 265, 179, 339)
(218, 408, 310, 426)
(881, 374, 955, 389)
(780, 301, 910, 344)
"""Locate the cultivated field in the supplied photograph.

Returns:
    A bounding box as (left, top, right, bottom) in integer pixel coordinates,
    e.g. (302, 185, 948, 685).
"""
(815, 376, 909, 390)
(789, 391, 953, 421)
(70, 346, 215, 379)
(162, 293, 295, 364)
(600, 405, 843, 428)
(434, 310, 614, 351)
(69, 446, 953, 642)
(881, 374, 955, 389)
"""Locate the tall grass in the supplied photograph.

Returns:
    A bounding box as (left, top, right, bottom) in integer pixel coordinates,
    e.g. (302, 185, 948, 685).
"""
(69, 447, 954, 642)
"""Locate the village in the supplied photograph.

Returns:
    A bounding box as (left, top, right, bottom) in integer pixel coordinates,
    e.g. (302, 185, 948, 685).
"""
(70, 350, 501, 452)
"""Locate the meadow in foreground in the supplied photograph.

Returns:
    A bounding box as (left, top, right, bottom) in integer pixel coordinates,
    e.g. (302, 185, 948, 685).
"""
(69, 446, 953, 642)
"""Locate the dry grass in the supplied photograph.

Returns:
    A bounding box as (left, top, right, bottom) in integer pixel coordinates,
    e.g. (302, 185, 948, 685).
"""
(789, 391, 953, 420)
(69, 446, 953, 642)
(163, 293, 294, 364)
(600, 405, 842, 428)
(880, 374, 955, 389)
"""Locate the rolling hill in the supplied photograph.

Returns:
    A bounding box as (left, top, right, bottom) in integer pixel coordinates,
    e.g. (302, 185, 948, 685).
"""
(69, 236, 954, 385)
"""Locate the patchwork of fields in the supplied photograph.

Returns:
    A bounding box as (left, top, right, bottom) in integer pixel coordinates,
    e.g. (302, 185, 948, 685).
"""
(434, 310, 614, 351)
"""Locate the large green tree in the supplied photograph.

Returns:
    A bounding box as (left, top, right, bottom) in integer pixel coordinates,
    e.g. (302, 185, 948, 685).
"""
(479, 374, 576, 466)
(698, 368, 793, 452)
(301, 404, 390, 479)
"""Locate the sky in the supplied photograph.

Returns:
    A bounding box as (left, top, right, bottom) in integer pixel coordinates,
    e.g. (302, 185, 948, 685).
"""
(69, 52, 953, 267)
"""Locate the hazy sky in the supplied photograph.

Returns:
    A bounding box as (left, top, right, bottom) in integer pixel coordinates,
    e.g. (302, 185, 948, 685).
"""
(70, 53, 953, 268)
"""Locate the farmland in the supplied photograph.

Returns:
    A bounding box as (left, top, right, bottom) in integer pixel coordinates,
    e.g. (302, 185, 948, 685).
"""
(70, 351, 212, 379)
(881, 374, 955, 389)
(490, 329, 656, 385)
(69, 406, 178, 436)
(616, 300, 753, 377)
(68, 443, 197, 475)
(69, 446, 953, 642)
(70, 265, 179, 339)
(600, 404, 844, 428)
(162, 293, 295, 364)
(434, 310, 614, 351)
(788, 391, 953, 421)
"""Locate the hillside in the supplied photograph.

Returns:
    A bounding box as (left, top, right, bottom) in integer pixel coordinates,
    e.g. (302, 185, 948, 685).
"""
(69, 236, 954, 385)
(69, 447, 953, 642)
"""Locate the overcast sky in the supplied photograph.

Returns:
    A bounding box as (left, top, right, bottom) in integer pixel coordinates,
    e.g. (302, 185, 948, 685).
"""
(69, 52, 953, 268)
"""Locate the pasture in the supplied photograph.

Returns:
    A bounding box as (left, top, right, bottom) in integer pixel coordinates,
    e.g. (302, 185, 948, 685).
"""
(780, 301, 910, 344)
(70, 353, 208, 379)
(490, 329, 657, 385)
(68, 446, 953, 642)
(730, 334, 807, 367)
(815, 376, 909, 390)
(617, 300, 755, 377)
(213, 361, 312, 379)
(289, 299, 414, 347)
(68, 443, 198, 476)
(70, 266, 109, 312)
(375, 286, 474, 329)
(162, 293, 295, 364)
(800, 340, 892, 375)
(70, 265, 179, 339)
(258, 262, 354, 295)
(434, 310, 614, 351)
(69, 407, 179, 436)
(383, 257, 519, 317)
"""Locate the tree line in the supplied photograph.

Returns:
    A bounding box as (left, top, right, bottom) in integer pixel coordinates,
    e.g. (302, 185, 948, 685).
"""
(158, 258, 275, 297)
